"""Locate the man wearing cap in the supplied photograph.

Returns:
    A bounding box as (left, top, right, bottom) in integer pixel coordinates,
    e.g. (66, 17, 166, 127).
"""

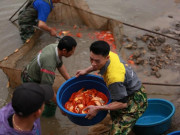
(0, 82, 54, 134)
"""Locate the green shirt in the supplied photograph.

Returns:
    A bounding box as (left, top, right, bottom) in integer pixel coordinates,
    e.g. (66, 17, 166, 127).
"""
(27, 44, 63, 85)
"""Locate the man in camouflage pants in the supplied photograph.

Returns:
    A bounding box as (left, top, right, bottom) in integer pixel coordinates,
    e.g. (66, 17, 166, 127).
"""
(76, 41, 148, 135)
(18, 0, 59, 43)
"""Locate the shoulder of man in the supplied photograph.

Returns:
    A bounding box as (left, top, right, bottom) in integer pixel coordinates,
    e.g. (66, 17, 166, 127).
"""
(0, 103, 14, 134)
(33, 0, 52, 9)
(41, 43, 57, 51)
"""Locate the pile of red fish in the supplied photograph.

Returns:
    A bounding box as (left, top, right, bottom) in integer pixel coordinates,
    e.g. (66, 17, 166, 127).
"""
(64, 88, 108, 114)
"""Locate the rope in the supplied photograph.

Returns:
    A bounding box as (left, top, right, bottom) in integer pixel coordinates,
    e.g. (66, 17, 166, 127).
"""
(142, 82, 180, 87)
(9, 0, 29, 22)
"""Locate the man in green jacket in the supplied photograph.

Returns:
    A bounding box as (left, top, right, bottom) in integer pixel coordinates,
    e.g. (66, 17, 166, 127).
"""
(18, 0, 60, 43)
(76, 40, 147, 135)
(21, 36, 77, 117)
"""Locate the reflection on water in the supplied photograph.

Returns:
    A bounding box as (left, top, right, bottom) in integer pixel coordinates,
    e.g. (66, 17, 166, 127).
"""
(0, 0, 24, 108)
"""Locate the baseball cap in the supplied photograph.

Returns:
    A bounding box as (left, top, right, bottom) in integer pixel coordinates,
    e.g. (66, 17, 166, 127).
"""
(12, 83, 54, 117)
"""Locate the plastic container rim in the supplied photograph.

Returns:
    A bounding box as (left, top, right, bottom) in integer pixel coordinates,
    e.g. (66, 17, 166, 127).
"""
(136, 98, 175, 127)
(167, 130, 180, 135)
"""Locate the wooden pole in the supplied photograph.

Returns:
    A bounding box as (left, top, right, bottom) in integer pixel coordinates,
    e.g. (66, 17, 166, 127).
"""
(142, 82, 180, 87)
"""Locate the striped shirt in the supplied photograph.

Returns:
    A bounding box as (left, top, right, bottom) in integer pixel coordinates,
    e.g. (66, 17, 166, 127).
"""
(27, 44, 63, 85)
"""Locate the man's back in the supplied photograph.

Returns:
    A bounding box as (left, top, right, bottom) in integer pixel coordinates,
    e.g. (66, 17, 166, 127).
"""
(28, 44, 62, 85)
(33, 0, 53, 22)
(0, 103, 41, 135)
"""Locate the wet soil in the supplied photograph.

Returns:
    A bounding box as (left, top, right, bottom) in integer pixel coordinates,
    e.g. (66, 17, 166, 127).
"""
(121, 30, 180, 78)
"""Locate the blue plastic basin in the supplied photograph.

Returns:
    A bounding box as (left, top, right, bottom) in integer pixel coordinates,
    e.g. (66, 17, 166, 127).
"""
(134, 98, 175, 135)
(167, 131, 180, 135)
(56, 74, 111, 126)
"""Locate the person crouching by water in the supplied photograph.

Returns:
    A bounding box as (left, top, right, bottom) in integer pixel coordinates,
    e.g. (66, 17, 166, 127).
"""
(18, 0, 60, 43)
(21, 36, 77, 117)
(76, 41, 148, 135)
(0, 82, 54, 134)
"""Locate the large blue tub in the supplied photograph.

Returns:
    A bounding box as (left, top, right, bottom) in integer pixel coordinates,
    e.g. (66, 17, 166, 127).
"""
(134, 98, 175, 135)
(56, 74, 111, 126)
(167, 131, 180, 135)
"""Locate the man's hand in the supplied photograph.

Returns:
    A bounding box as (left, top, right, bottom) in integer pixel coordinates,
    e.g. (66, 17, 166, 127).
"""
(84, 105, 100, 120)
(75, 69, 87, 77)
(50, 27, 57, 36)
(38, 20, 57, 37)
(75, 66, 95, 77)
